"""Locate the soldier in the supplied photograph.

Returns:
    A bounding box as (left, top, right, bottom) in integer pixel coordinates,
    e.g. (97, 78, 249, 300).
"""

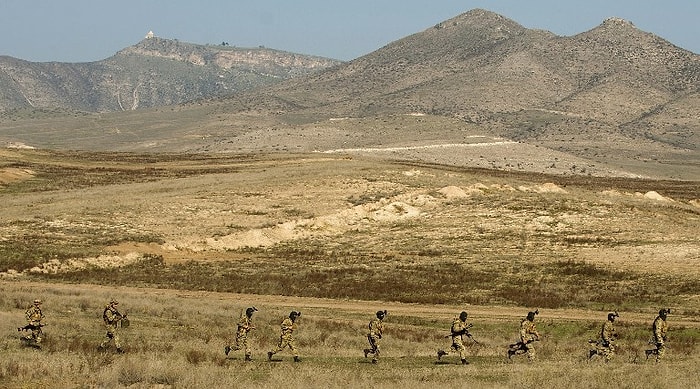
(268, 311, 301, 362)
(363, 310, 387, 364)
(646, 308, 670, 362)
(99, 298, 127, 353)
(225, 306, 257, 361)
(589, 312, 618, 362)
(507, 309, 540, 361)
(20, 299, 45, 347)
(437, 311, 474, 365)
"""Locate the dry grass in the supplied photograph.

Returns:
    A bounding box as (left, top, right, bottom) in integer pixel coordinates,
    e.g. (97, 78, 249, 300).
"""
(0, 281, 699, 388)
(0, 149, 698, 387)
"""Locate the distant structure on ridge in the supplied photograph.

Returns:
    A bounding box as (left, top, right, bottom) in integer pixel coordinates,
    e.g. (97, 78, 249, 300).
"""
(145, 30, 154, 39)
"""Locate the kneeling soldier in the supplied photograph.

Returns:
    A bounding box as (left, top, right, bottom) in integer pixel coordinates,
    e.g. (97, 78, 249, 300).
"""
(589, 312, 618, 362)
(507, 309, 540, 361)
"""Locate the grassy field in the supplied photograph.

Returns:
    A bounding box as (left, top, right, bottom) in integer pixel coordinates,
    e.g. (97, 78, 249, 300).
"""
(0, 149, 698, 388)
(1, 281, 699, 389)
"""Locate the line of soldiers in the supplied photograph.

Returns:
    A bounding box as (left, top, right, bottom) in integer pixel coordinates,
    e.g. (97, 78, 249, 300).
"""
(18, 298, 128, 353)
(17, 300, 673, 364)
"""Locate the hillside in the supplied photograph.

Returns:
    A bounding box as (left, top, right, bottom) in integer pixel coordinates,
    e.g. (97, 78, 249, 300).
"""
(0, 149, 698, 387)
(0, 9, 698, 180)
(0, 36, 341, 112)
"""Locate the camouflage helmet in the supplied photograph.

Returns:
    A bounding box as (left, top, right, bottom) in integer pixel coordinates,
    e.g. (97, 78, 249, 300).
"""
(110, 298, 119, 305)
(289, 310, 301, 320)
(33, 299, 42, 305)
(659, 308, 671, 317)
(608, 311, 619, 321)
(459, 311, 468, 321)
(376, 310, 387, 319)
(246, 306, 258, 316)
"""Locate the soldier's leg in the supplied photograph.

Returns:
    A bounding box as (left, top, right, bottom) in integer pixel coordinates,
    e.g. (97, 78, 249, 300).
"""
(100, 329, 114, 348)
(113, 329, 123, 351)
(458, 344, 467, 362)
(453, 339, 467, 364)
(601, 347, 611, 362)
(526, 344, 536, 361)
(269, 337, 288, 358)
(372, 339, 380, 363)
(369, 335, 379, 355)
(289, 338, 298, 357)
(32, 327, 42, 343)
(234, 331, 245, 351)
(656, 343, 665, 362)
(243, 336, 252, 360)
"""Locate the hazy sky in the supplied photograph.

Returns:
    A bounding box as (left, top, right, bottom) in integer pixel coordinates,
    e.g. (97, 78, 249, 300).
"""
(1, 0, 698, 63)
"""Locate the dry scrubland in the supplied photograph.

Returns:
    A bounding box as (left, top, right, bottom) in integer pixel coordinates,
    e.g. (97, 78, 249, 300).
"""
(0, 149, 699, 388)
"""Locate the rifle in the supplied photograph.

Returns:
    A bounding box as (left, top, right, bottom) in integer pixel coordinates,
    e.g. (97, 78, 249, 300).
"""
(445, 323, 482, 345)
(444, 322, 473, 338)
(18, 323, 46, 332)
(468, 335, 483, 346)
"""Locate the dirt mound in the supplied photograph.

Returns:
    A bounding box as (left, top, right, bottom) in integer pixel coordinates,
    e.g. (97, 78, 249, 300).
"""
(0, 168, 35, 185)
(205, 196, 429, 250)
(518, 182, 567, 193)
(640, 191, 673, 202)
(438, 186, 469, 198)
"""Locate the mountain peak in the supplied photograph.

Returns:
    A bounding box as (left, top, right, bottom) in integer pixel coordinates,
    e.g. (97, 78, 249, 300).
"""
(438, 8, 523, 30)
(601, 17, 636, 28)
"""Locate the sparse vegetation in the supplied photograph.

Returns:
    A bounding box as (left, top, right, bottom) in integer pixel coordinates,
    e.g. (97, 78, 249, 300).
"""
(0, 149, 698, 388)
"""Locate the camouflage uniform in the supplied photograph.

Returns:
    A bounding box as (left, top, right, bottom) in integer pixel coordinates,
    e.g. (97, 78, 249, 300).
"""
(437, 311, 471, 365)
(100, 299, 125, 352)
(268, 311, 300, 362)
(508, 311, 540, 361)
(597, 314, 617, 362)
(364, 310, 386, 364)
(23, 299, 45, 344)
(519, 316, 540, 360)
(226, 307, 256, 360)
(651, 309, 669, 362)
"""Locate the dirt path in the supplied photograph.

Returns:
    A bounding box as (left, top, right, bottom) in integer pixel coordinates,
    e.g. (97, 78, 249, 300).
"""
(4, 280, 697, 328)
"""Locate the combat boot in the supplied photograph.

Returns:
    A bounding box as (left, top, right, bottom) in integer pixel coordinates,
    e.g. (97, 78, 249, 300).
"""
(588, 349, 597, 359)
(363, 348, 370, 358)
(507, 349, 515, 359)
(267, 351, 273, 361)
(224, 345, 231, 356)
(294, 356, 301, 362)
(461, 359, 469, 365)
(244, 354, 252, 361)
(437, 349, 447, 361)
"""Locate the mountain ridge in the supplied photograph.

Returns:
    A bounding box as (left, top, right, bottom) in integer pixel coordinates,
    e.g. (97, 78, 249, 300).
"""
(0, 37, 342, 112)
(0, 9, 698, 180)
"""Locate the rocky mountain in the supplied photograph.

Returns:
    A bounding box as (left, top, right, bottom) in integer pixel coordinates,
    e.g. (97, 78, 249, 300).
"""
(229, 10, 698, 126)
(214, 9, 698, 172)
(1, 9, 698, 180)
(0, 36, 342, 112)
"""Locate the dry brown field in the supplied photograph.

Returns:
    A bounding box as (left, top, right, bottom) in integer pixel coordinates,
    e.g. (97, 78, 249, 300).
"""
(0, 149, 698, 388)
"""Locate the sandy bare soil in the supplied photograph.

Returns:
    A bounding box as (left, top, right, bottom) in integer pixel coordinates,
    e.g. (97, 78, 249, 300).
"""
(0, 150, 698, 314)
